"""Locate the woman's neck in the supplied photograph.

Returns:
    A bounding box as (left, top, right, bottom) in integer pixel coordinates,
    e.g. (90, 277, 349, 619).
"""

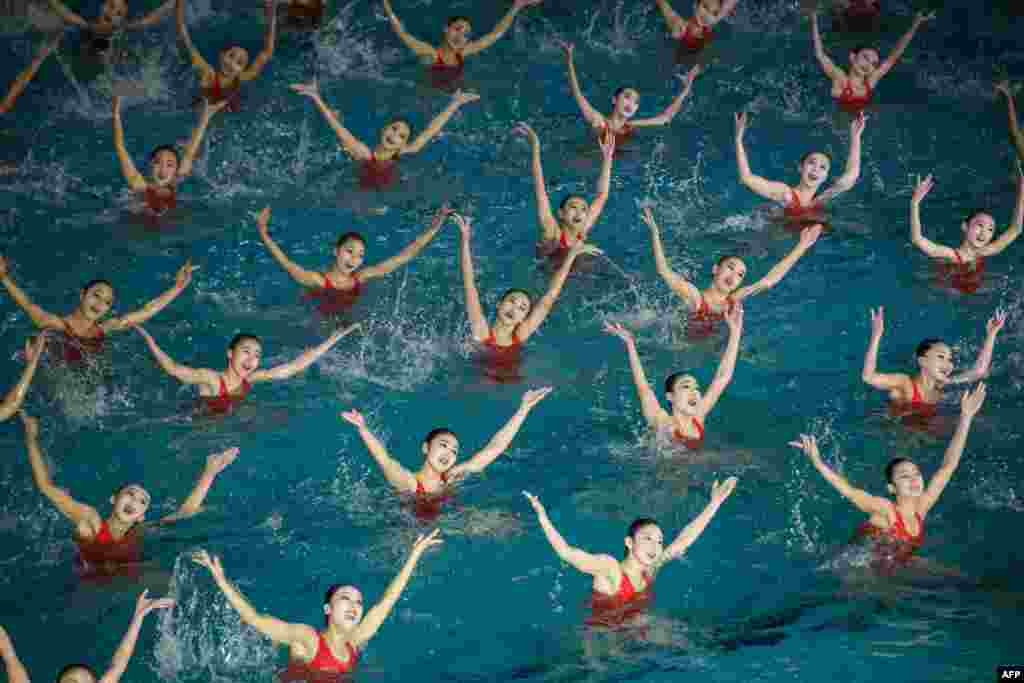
(105, 515, 133, 538)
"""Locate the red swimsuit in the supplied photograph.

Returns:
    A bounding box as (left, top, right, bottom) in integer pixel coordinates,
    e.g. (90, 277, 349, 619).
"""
(783, 189, 821, 219)
(836, 79, 873, 114)
(61, 320, 105, 364)
(601, 120, 634, 151)
(202, 74, 241, 112)
(687, 293, 733, 339)
(144, 185, 177, 215)
(77, 521, 143, 582)
(855, 503, 924, 574)
(413, 471, 451, 521)
(480, 329, 524, 383)
(678, 20, 714, 52)
(588, 569, 654, 627)
(889, 378, 938, 422)
(672, 416, 705, 449)
(429, 51, 464, 92)
(942, 251, 985, 294)
(281, 635, 358, 681)
(305, 272, 361, 316)
(203, 376, 252, 415)
(359, 154, 397, 190)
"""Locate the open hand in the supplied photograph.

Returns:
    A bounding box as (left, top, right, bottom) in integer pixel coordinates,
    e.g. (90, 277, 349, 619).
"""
(206, 447, 239, 475)
(787, 433, 821, 460)
(191, 549, 224, 577)
(912, 174, 933, 203)
(521, 386, 553, 409)
(734, 111, 748, 138)
(134, 589, 175, 618)
(412, 528, 443, 554)
(869, 306, 884, 337)
(289, 81, 320, 98)
(339, 409, 366, 428)
(986, 308, 1007, 336)
(603, 320, 635, 345)
(710, 476, 737, 503)
(799, 224, 822, 247)
(960, 382, 986, 418)
(176, 259, 199, 289)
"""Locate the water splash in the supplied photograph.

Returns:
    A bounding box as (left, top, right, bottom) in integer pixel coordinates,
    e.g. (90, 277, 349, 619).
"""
(316, 1, 399, 81)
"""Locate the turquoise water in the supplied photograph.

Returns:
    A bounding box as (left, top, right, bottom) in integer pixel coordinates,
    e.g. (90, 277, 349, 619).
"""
(2, 0, 1023, 680)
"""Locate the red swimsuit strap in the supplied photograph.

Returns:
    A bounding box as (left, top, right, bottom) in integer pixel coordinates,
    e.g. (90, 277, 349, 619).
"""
(691, 416, 704, 439)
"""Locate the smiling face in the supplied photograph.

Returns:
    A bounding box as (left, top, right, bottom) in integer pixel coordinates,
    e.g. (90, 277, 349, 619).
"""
(335, 238, 366, 273)
(887, 460, 925, 498)
(916, 342, 953, 384)
(218, 47, 250, 80)
(711, 256, 746, 294)
(324, 585, 364, 629)
(625, 523, 664, 568)
(962, 212, 996, 249)
(496, 291, 531, 327)
(848, 48, 880, 78)
(227, 339, 262, 378)
(695, 0, 720, 25)
(612, 88, 640, 119)
(443, 18, 472, 51)
(799, 152, 830, 189)
(79, 282, 114, 321)
(99, 0, 127, 26)
(378, 120, 411, 152)
(667, 373, 703, 416)
(422, 431, 459, 474)
(109, 484, 150, 525)
(150, 149, 179, 186)
(558, 196, 590, 232)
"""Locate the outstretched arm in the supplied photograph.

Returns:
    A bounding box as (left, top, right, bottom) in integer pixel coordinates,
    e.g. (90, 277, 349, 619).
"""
(860, 307, 909, 392)
(254, 207, 322, 288)
(112, 96, 147, 191)
(360, 204, 451, 280)
(381, 0, 436, 60)
(997, 82, 1024, 163)
(641, 207, 700, 307)
(463, 0, 540, 56)
(603, 322, 667, 429)
(516, 241, 598, 341)
(158, 448, 238, 524)
(0, 335, 46, 422)
(810, 13, 843, 81)
(918, 384, 984, 514)
(0, 255, 63, 329)
(0, 33, 62, 114)
(240, 0, 276, 80)
(404, 90, 479, 154)
(789, 434, 889, 515)
(817, 113, 865, 202)
(733, 225, 821, 301)
(908, 174, 957, 260)
(352, 531, 442, 647)
(982, 165, 1024, 256)
(580, 134, 615, 238)
(0, 626, 28, 683)
(249, 324, 359, 382)
(46, 0, 87, 26)
(872, 12, 934, 83)
(125, 0, 175, 29)
(454, 388, 551, 476)
(514, 122, 559, 242)
(339, 410, 417, 493)
(104, 261, 196, 332)
(178, 99, 226, 178)
(561, 42, 604, 129)
(454, 215, 490, 342)
(98, 592, 175, 683)
(290, 83, 372, 161)
(524, 492, 619, 577)
(134, 325, 219, 388)
(734, 112, 792, 203)
(632, 67, 700, 127)
(21, 413, 102, 530)
(175, 0, 214, 77)
(948, 311, 1006, 385)
(663, 478, 737, 561)
(699, 305, 742, 415)
(192, 552, 317, 655)
(653, 0, 685, 35)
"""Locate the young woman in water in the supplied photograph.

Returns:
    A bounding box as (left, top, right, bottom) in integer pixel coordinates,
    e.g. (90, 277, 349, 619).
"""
(134, 325, 358, 415)
(523, 478, 737, 624)
(289, 81, 479, 190)
(653, 0, 740, 53)
(0, 335, 47, 421)
(176, 0, 276, 112)
(191, 530, 442, 677)
(21, 412, 238, 574)
(561, 41, 701, 149)
(910, 170, 1023, 294)
(735, 110, 865, 221)
(643, 207, 821, 337)
(861, 306, 1005, 418)
(0, 254, 197, 364)
(810, 10, 934, 114)
(996, 81, 1024, 164)
(114, 95, 226, 215)
(256, 204, 452, 316)
(0, 590, 173, 683)
(604, 304, 742, 449)
(516, 122, 614, 257)
(789, 382, 985, 573)
(341, 387, 551, 519)
(46, 0, 174, 60)
(0, 32, 62, 114)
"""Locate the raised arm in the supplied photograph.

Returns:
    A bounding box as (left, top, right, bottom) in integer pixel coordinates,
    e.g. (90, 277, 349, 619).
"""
(789, 434, 889, 515)
(360, 204, 451, 280)
(603, 322, 667, 428)
(249, 324, 359, 382)
(0, 255, 63, 329)
(699, 304, 742, 415)
(462, 0, 540, 56)
(523, 492, 619, 577)
(653, 0, 685, 35)
(404, 90, 479, 155)
(632, 67, 700, 127)
(733, 224, 821, 301)
(21, 413, 101, 530)
(158, 448, 238, 524)
(948, 310, 1005, 385)
(134, 325, 218, 387)
(351, 530, 442, 647)
(663, 478, 737, 561)
(734, 112, 792, 203)
(124, 0, 174, 29)
(339, 410, 417, 493)
(810, 13, 843, 80)
(454, 387, 551, 476)
(454, 214, 490, 342)
(908, 174, 957, 260)
(103, 261, 196, 332)
(175, 0, 214, 76)
(873, 11, 934, 83)
(290, 83, 372, 161)
(46, 0, 87, 26)
(641, 207, 700, 307)
(381, 0, 436, 60)
(240, 0, 276, 80)
(98, 591, 175, 683)
(817, 112, 865, 202)
(982, 165, 1024, 256)
(997, 82, 1024, 163)
(0, 33, 62, 113)
(0, 626, 28, 683)
(0, 335, 46, 422)
(112, 96, 147, 191)
(254, 208, 322, 287)
(192, 552, 317, 655)
(516, 241, 598, 341)
(514, 122, 559, 242)
(178, 99, 226, 178)
(860, 307, 909, 392)
(561, 42, 604, 129)
(580, 134, 615, 237)
(918, 384, 984, 514)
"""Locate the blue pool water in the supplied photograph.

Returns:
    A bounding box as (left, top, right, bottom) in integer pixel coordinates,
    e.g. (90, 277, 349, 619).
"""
(1, 0, 1023, 680)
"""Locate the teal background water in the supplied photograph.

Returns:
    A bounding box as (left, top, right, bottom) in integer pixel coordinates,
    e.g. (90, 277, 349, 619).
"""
(1, 0, 1023, 680)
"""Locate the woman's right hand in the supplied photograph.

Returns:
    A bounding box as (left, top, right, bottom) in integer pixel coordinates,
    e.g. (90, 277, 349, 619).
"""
(339, 409, 366, 428)
(734, 111, 748, 139)
(513, 121, 539, 145)
(869, 306, 884, 337)
(603, 320, 635, 345)
(191, 549, 224, 577)
(523, 490, 545, 515)
(289, 81, 320, 99)
(911, 174, 933, 204)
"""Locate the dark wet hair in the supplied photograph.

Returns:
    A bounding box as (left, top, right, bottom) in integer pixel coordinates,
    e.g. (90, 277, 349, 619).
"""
(624, 517, 659, 558)
(963, 209, 990, 226)
(148, 145, 180, 165)
(228, 333, 261, 352)
(82, 279, 114, 294)
(915, 338, 944, 359)
(715, 254, 743, 268)
(498, 288, 533, 314)
(423, 428, 457, 447)
(663, 372, 692, 402)
(322, 583, 349, 625)
(558, 195, 586, 211)
(335, 232, 366, 250)
(446, 15, 471, 27)
(613, 86, 635, 99)
(798, 150, 832, 166)
(885, 457, 912, 484)
(849, 45, 876, 56)
(384, 118, 412, 133)
(57, 664, 95, 682)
